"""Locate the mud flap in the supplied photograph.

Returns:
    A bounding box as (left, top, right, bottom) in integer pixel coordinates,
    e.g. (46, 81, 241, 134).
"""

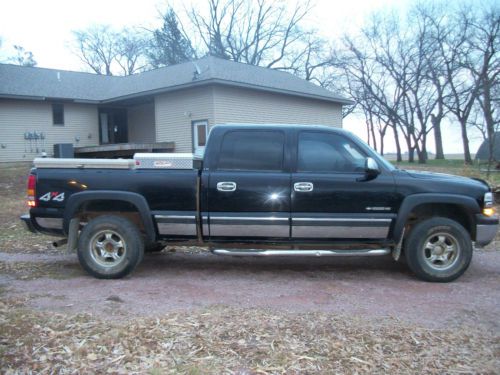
(66, 218, 80, 252)
(392, 228, 405, 261)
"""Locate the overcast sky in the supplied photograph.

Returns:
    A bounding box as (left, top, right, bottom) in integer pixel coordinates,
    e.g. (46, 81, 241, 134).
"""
(0, 0, 483, 155)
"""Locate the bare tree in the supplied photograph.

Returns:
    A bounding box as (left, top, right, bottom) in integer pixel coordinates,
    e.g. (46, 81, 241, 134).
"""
(466, 4, 500, 169)
(115, 30, 149, 75)
(186, 0, 311, 70)
(72, 25, 148, 75)
(73, 25, 117, 75)
(414, 3, 450, 160)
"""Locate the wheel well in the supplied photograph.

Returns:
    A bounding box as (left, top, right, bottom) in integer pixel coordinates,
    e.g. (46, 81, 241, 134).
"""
(73, 200, 145, 234)
(404, 203, 474, 238)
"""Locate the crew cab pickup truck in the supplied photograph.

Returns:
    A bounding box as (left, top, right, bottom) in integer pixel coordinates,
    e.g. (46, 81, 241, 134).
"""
(21, 125, 498, 282)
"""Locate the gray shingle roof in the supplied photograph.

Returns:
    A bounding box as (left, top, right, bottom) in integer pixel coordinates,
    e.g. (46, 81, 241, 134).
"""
(0, 55, 352, 105)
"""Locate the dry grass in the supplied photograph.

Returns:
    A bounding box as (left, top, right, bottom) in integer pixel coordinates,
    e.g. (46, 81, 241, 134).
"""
(0, 298, 498, 374)
(0, 163, 59, 254)
(0, 260, 83, 280)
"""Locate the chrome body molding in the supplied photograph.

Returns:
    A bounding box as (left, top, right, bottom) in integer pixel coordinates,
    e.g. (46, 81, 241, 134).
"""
(35, 217, 63, 230)
(156, 223, 197, 236)
(154, 212, 197, 237)
(475, 223, 499, 247)
(212, 249, 391, 257)
(209, 213, 289, 237)
(154, 211, 394, 240)
(155, 214, 196, 219)
(291, 216, 392, 239)
(292, 225, 389, 239)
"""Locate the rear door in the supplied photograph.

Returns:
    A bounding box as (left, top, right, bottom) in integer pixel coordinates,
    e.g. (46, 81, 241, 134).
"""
(291, 130, 397, 240)
(207, 129, 291, 240)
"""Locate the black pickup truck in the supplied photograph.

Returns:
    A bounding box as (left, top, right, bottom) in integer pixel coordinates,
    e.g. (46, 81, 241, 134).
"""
(21, 124, 498, 282)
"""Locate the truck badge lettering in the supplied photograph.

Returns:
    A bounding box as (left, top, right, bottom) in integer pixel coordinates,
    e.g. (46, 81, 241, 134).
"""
(39, 192, 65, 202)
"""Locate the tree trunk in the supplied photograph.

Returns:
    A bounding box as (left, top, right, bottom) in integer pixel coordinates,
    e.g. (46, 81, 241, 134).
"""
(417, 144, 427, 164)
(379, 130, 386, 156)
(393, 126, 402, 162)
(482, 82, 495, 177)
(432, 114, 445, 159)
(408, 147, 415, 162)
(460, 120, 472, 164)
(367, 114, 377, 152)
(365, 120, 371, 147)
(370, 123, 377, 152)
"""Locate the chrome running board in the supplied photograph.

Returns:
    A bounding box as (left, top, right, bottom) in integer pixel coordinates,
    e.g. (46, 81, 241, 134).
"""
(212, 249, 390, 257)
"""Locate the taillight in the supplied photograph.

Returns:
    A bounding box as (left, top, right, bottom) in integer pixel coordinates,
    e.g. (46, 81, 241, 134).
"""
(27, 174, 36, 208)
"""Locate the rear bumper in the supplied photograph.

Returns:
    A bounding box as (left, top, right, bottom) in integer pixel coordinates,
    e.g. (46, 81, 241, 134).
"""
(20, 214, 37, 233)
(20, 213, 65, 237)
(475, 214, 499, 247)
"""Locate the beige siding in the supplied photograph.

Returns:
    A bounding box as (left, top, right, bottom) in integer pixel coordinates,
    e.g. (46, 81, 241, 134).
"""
(128, 103, 155, 143)
(213, 86, 343, 127)
(0, 99, 98, 162)
(155, 87, 215, 152)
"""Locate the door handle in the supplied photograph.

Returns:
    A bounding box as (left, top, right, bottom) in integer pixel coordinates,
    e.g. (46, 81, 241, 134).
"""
(217, 181, 237, 192)
(294, 182, 314, 192)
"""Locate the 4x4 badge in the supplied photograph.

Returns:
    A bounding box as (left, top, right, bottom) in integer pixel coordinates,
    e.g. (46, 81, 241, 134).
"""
(39, 192, 65, 202)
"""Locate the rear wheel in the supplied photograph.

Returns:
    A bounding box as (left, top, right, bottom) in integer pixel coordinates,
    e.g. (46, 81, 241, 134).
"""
(404, 217, 472, 282)
(77, 215, 144, 279)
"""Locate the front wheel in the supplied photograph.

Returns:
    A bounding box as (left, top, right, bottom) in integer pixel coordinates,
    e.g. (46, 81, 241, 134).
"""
(404, 217, 472, 282)
(77, 215, 144, 279)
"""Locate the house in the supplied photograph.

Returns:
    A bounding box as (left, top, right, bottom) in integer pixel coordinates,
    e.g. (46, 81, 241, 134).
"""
(0, 56, 352, 162)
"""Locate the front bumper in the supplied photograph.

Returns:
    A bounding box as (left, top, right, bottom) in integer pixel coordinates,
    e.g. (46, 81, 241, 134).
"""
(475, 214, 499, 247)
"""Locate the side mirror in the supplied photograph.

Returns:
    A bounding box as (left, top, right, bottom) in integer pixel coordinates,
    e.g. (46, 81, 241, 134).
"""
(364, 157, 380, 179)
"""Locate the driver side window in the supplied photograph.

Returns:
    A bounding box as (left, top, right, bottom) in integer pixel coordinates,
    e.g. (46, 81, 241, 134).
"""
(297, 131, 366, 173)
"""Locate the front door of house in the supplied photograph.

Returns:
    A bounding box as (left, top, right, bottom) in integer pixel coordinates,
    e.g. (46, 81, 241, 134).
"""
(192, 120, 208, 155)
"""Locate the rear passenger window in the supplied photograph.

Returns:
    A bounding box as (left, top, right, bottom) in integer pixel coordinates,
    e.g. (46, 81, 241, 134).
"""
(217, 130, 285, 171)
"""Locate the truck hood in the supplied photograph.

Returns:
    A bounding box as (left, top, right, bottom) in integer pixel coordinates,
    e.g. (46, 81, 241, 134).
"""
(405, 170, 489, 189)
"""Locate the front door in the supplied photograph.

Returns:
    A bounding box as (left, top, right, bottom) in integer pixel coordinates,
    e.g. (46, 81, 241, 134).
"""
(291, 130, 397, 240)
(207, 129, 291, 240)
(192, 120, 208, 155)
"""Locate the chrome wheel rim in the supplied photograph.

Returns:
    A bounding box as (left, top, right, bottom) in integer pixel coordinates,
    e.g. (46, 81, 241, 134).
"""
(89, 230, 127, 268)
(422, 232, 460, 271)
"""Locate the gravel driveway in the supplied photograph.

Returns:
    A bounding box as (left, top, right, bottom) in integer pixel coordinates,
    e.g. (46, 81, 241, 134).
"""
(2, 248, 499, 331)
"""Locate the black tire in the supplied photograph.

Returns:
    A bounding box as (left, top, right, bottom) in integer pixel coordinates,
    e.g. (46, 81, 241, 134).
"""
(77, 215, 144, 279)
(404, 217, 472, 282)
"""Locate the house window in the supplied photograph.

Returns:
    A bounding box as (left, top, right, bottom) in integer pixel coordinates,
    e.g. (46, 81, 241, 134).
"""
(52, 103, 64, 126)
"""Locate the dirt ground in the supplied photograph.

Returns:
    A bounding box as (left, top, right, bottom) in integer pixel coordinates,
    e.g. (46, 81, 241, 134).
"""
(1, 249, 500, 331)
(1, 163, 499, 374)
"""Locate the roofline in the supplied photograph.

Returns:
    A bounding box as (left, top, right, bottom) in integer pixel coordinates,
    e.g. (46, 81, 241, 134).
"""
(0, 93, 100, 104)
(1, 61, 354, 106)
(103, 78, 354, 105)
